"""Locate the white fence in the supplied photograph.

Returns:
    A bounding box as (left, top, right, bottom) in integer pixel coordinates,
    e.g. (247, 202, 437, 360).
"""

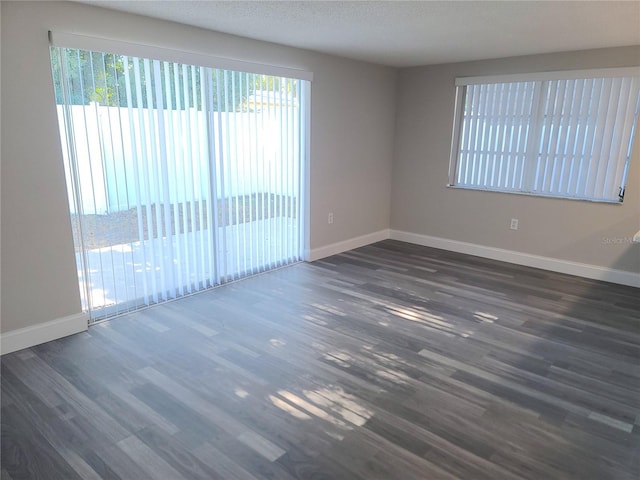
(57, 103, 302, 215)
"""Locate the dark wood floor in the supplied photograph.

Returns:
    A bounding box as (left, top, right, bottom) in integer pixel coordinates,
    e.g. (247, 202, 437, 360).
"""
(2, 240, 639, 479)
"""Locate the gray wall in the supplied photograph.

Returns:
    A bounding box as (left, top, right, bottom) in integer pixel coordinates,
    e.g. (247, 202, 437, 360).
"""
(2, 1, 638, 338)
(391, 47, 640, 274)
(0, 1, 396, 333)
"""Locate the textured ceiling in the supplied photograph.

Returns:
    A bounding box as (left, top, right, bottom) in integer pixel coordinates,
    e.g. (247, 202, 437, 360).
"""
(79, 1, 640, 67)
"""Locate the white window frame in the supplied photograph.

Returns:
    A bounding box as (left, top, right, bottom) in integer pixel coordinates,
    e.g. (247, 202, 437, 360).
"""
(448, 67, 640, 203)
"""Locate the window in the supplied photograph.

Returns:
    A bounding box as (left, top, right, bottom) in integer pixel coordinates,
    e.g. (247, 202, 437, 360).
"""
(449, 68, 640, 203)
(50, 33, 310, 321)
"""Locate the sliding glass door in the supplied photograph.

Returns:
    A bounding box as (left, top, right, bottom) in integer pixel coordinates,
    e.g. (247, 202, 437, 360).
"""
(51, 46, 308, 321)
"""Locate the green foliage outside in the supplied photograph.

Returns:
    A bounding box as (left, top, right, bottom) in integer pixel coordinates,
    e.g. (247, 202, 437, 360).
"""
(51, 47, 298, 111)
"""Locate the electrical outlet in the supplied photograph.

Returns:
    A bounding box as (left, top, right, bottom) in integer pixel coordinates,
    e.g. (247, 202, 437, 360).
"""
(510, 218, 519, 230)
(328, 212, 334, 225)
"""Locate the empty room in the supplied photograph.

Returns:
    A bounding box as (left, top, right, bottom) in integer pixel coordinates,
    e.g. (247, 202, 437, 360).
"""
(1, 1, 639, 479)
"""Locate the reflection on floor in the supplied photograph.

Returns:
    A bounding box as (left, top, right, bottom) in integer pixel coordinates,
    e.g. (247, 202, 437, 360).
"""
(2, 240, 639, 479)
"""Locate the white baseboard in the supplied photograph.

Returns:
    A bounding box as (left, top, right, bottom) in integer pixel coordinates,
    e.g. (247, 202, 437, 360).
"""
(309, 229, 390, 261)
(390, 230, 640, 288)
(1, 312, 89, 355)
(1, 231, 634, 355)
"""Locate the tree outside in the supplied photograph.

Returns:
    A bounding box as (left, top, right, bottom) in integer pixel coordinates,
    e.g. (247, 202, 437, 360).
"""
(51, 47, 298, 111)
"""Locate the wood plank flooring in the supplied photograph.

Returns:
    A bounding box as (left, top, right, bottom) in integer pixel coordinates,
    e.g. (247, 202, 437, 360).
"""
(2, 240, 639, 479)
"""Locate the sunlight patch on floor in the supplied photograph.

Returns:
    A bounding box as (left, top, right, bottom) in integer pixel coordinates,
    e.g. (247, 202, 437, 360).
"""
(311, 302, 346, 317)
(269, 395, 312, 419)
(276, 390, 348, 428)
(235, 387, 249, 399)
(303, 385, 373, 427)
(474, 311, 498, 323)
(323, 351, 352, 367)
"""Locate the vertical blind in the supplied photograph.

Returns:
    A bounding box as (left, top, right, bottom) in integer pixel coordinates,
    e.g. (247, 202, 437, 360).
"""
(451, 69, 640, 202)
(50, 44, 309, 321)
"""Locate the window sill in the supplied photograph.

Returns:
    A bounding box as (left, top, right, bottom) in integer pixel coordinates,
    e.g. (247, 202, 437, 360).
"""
(446, 185, 624, 205)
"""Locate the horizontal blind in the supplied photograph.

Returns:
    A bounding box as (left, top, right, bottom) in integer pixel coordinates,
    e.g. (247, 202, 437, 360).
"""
(51, 45, 309, 321)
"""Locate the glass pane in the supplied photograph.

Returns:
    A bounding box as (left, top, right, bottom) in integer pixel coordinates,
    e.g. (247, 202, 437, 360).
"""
(51, 46, 308, 321)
